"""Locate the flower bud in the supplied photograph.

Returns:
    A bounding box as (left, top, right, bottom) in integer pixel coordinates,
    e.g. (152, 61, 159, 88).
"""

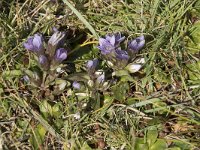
(54, 48, 67, 63)
(128, 35, 145, 53)
(126, 63, 142, 73)
(72, 81, 81, 90)
(96, 74, 105, 84)
(48, 31, 65, 47)
(74, 112, 80, 120)
(38, 55, 49, 70)
(115, 49, 129, 60)
(23, 75, 30, 83)
(47, 31, 66, 57)
(86, 59, 98, 74)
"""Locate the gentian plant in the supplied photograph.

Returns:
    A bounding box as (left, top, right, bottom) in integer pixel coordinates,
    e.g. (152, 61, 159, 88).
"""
(97, 33, 145, 81)
(23, 30, 68, 98)
(23, 30, 145, 108)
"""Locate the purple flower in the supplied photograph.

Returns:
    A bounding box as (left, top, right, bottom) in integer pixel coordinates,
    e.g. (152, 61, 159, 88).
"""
(128, 35, 145, 52)
(97, 33, 126, 57)
(39, 55, 49, 70)
(97, 38, 115, 55)
(72, 81, 81, 90)
(96, 74, 105, 84)
(86, 59, 98, 73)
(23, 34, 44, 53)
(115, 49, 129, 60)
(105, 33, 125, 46)
(52, 27, 59, 33)
(55, 48, 67, 62)
(39, 55, 48, 64)
(97, 33, 125, 55)
(23, 75, 30, 83)
(48, 31, 65, 47)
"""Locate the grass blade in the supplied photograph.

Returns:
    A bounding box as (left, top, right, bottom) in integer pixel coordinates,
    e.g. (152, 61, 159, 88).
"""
(62, 0, 98, 38)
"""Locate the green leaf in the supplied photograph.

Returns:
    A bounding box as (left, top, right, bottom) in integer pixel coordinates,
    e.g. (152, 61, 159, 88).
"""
(154, 68, 171, 83)
(147, 127, 158, 146)
(62, 0, 98, 38)
(100, 95, 114, 116)
(172, 140, 191, 149)
(30, 124, 47, 149)
(135, 138, 149, 150)
(152, 101, 167, 114)
(166, 147, 181, 150)
(53, 118, 64, 130)
(150, 139, 167, 150)
(188, 22, 200, 54)
(2, 70, 22, 78)
(39, 100, 52, 119)
(52, 102, 63, 118)
(130, 98, 161, 108)
(114, 69, 131, 77)
(113, 70, 134, 82)
(112, 82, 129, 102)
(65, 72, 90, 82)
(187, 61, 200, 81)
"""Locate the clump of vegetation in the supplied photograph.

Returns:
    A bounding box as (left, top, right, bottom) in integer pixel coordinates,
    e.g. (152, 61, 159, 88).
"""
(0, 0, 199, 149)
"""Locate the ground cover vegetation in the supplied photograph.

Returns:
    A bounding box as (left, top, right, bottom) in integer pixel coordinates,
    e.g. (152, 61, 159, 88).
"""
(0, 0, 200, 149)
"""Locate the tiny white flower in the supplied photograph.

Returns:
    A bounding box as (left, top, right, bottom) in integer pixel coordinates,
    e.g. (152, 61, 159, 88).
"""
(56, 67, 64, 73)
(83, 103, 87, 107)
(74, 112, 80, 120)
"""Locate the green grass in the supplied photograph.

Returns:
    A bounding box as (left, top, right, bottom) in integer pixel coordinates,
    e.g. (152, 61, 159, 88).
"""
(0, 0, 200, 149)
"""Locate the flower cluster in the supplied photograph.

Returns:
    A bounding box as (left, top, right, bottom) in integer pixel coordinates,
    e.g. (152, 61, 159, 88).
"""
(72, 58, 106, 91)
(97, 33, 145, 70)
(23, 31, 67, 71)
(86, 59, 106, 89)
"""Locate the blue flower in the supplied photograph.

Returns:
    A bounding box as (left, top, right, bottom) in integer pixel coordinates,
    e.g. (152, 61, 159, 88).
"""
(39, 55, 48, 64)
(72, 81, 81, 90)
(105, 33, 125, 46)
(115, 49, 129, 60)
(96, 74, 105, 84)
(48, 31, 65, 47)
(54, 48, 67, 62)
(23, 34, 44, 53)
(38, 55, 49, 70)
(97, 38, 115, 55)
(86, 58, 98, 73)
(97, 33, 125, 55)
(23, 75, 30, 83)
(128, 35, 145, 53)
